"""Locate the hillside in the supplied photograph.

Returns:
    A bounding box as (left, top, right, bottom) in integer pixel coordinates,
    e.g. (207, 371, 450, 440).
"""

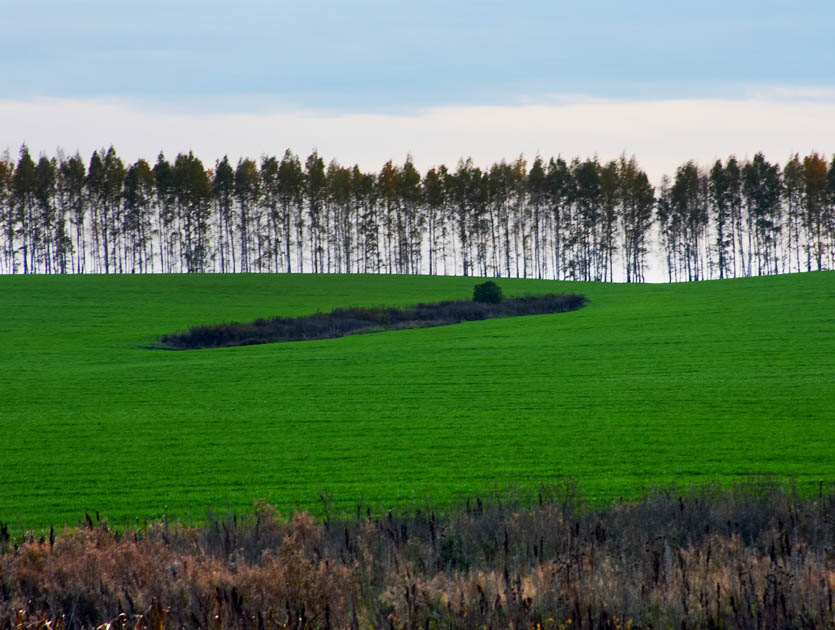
(1, 272, 833, 531)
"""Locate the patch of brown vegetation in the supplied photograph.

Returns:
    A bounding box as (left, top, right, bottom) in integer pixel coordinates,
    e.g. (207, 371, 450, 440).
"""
(2, 481, 834, 629)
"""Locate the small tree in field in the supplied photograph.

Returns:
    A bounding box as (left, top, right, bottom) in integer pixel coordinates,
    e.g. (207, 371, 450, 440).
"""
(473, 281, 503, 303)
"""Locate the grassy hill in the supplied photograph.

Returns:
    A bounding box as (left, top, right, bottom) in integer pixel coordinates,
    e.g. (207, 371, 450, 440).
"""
(1, 272, 833, 532)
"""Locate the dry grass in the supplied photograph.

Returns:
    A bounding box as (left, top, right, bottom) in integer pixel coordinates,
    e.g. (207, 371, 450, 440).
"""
(2, 480, 835, 629)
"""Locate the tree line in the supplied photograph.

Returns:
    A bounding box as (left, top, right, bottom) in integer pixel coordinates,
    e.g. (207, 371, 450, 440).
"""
(1, 145, 833, 281)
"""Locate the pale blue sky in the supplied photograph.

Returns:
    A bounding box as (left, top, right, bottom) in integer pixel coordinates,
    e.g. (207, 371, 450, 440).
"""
(4, 0, 835, 192)
(3, 0, 834, 111)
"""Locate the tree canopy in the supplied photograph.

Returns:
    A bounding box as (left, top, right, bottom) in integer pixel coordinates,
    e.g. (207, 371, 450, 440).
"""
(1, 147, 833, 281)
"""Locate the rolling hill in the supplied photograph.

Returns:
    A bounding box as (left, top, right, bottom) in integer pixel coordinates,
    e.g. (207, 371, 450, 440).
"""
(1, 272, 833, 532)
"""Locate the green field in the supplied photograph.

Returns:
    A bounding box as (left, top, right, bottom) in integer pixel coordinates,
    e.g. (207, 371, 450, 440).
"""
(1, 272, 833, 532)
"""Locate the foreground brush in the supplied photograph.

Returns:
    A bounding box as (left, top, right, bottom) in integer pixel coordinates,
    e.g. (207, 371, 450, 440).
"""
(2, 479, 834, 629)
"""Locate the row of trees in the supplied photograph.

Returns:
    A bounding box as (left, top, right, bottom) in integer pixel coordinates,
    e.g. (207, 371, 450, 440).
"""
(1, 146, 833, 281)
(657, 153, 835, 281)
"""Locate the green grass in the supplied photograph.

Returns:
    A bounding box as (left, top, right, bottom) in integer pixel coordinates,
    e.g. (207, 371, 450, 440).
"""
(1, 272, 833, 532)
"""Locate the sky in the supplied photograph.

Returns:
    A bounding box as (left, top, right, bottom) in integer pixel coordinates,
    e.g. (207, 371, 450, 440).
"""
(3, 0, 835, 181)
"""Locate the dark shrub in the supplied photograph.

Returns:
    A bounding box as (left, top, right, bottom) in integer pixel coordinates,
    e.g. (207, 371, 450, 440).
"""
(472, 281, 503, 303)
(160, 292, 586, 349)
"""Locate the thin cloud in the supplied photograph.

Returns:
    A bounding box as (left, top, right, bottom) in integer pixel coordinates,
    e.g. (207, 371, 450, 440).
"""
(2, 96, 833, 184)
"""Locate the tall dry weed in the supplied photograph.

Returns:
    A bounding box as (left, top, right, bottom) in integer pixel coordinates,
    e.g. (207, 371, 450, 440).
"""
(2, 480, 834, 629)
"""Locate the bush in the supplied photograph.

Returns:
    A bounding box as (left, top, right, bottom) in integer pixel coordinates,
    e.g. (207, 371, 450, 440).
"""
(472, 281, 503, 303)
(160, 291, 586, 349)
